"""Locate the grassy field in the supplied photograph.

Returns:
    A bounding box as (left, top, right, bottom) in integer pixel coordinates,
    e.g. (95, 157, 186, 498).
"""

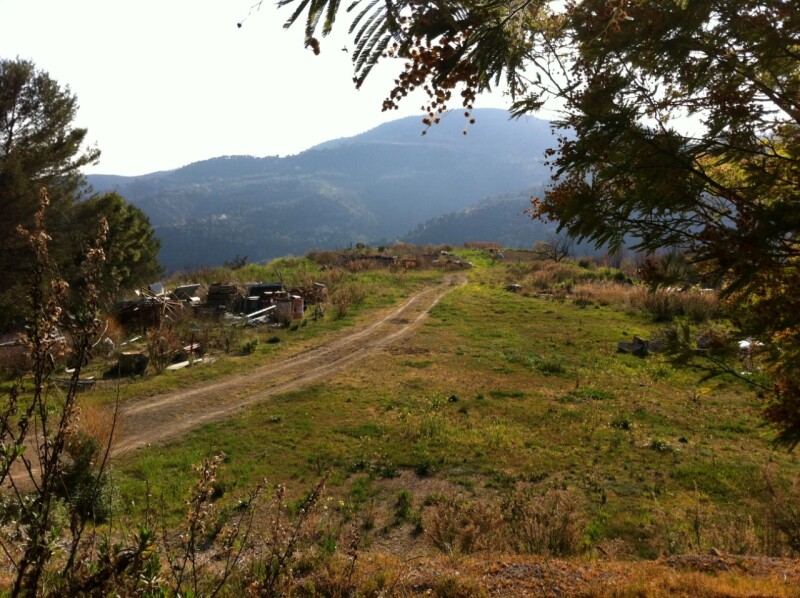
(103, 249, 800, 569)
(5, 246, 797, 595)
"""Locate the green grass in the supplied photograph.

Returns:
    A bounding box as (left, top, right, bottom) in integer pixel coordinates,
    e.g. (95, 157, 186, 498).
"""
(105, 253, 800, 556)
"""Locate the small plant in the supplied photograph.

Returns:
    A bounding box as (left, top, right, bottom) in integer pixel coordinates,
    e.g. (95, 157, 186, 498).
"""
(649, 438, 673, 453)
(146, 319, 182, 373)
(611, 415, 633, 430)
(573, 289, 594, 307)
(394, 489, 414, 523)
(763, 468, 800, 554)
(239, 338, 259, 355)
(433, 575, 489, 598)
(57, 432, 113, 523)
(531, 354, 568, 375)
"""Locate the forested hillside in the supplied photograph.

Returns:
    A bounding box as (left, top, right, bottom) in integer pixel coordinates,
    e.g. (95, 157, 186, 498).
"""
(89, 110, 554, 271)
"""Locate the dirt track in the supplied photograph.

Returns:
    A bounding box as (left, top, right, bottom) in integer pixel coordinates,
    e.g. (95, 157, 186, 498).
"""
(111, 276, 463, 456)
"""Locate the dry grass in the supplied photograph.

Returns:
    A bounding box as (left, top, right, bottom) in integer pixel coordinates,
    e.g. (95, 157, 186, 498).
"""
(569, 282, 720, 323)
(329, 282, 367, 319)
(347, 554, 800, 597)
(77, 399, 123, 452)
(630, 286, 719, 322)
(572, 281, 639, 307)
(102, 316, 127, 347)
(423, 493, 503, 555)
(514, 261, 580, 289)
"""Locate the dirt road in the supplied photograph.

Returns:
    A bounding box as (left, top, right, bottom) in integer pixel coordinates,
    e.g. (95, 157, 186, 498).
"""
(111, 276, 463, 456)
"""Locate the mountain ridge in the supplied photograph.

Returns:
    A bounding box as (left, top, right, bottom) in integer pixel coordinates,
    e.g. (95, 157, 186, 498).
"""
(88, 109, 558, 271)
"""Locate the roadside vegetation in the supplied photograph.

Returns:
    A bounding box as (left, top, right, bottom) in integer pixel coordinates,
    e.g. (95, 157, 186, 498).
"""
(3, 230, 798, 595)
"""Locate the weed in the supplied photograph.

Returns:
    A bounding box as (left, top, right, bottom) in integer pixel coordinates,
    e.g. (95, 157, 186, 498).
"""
(488, 389, 526, 399)
(433, 575, 489, 598)
(404, 360, 433, 368)
(631, 287, 720, 323)
(57, 432, 113, 523)
(763, 468, 800, 554)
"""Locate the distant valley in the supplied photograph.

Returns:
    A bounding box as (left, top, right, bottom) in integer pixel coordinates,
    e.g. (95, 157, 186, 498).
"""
(88, 109, 560, 272)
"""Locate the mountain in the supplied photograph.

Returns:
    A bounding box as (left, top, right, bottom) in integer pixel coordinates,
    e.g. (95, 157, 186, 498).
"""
(402, 191, 549, 248)
(88, 109, 556, 272)
(401, 190, 602, 256)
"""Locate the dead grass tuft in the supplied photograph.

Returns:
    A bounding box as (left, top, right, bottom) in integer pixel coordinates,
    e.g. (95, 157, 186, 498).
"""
(77, 399, 122, 452)
(423, 493, 502, 555)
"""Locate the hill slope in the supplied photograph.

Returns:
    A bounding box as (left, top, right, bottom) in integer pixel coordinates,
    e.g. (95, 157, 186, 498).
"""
(88, 110, 555, 271)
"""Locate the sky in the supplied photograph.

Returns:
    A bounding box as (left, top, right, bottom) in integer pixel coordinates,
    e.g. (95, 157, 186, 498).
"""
(0, 0, 511, 176)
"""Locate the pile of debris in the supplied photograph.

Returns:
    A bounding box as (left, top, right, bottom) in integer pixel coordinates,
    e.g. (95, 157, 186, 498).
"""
(207, 283, 243, 311)
(115, 285, 184, 332)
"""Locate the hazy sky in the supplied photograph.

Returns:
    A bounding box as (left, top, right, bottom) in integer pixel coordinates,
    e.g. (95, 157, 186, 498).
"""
(1, 0, 510, 176)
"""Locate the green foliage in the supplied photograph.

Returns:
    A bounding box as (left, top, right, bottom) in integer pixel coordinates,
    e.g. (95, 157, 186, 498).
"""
(71, 193, 162, 299)
(0, 59, 99, 330)
(568, 387, 616, 402)
(57, 433, 113, 523)
(239, 338, 259, 356)
(0, 59, 160, 331)
(277, 0, 800, 439)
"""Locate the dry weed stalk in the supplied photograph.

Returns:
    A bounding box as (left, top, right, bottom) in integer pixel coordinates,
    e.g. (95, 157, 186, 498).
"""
(0, 189, 121, 595)
(162, 452, 264, 597)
